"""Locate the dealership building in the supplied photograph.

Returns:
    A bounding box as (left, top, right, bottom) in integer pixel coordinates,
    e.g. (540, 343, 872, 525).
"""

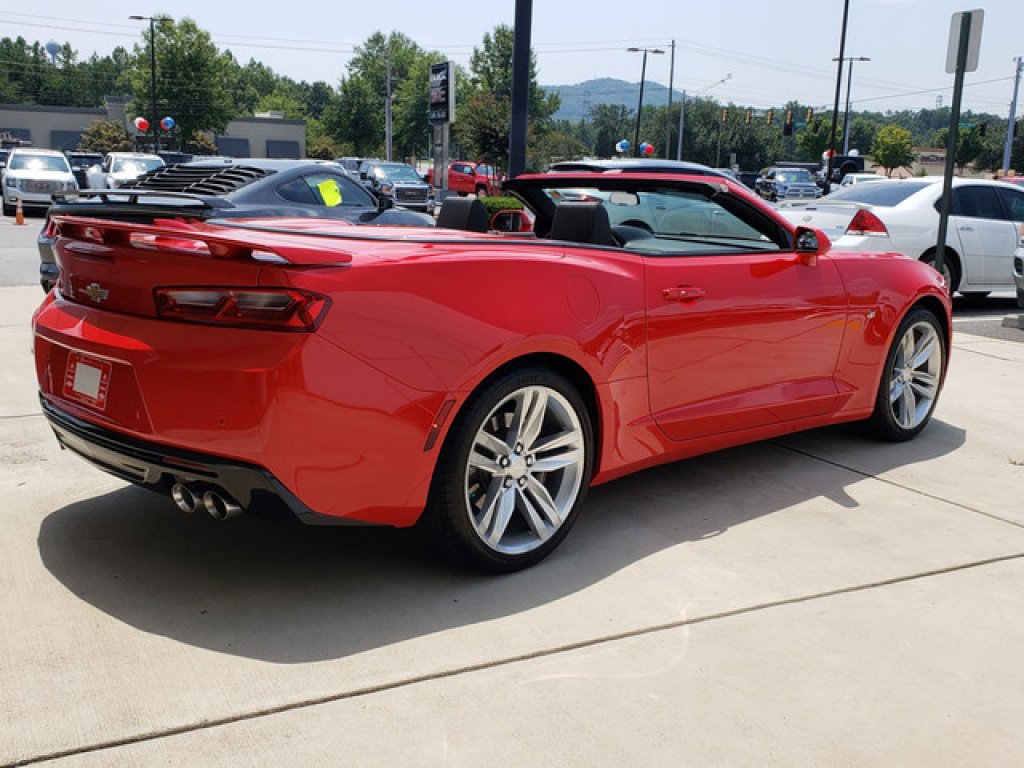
(0, 97, 306, 157)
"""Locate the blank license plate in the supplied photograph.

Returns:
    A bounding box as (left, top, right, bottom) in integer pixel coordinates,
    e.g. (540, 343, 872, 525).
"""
(63, 353, 112, 410)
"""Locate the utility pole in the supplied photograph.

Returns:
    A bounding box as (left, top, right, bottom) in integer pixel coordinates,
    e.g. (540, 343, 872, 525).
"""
(825, 0, 851, 194)
(385, 53, 393, 161)
(1003, 56, 1022, 174)
(665, 40, 675, 159)
(676, 90, 686, 161)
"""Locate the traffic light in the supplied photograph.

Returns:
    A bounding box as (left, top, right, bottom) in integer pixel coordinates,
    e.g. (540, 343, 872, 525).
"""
(783, 109, 794, 136)
(745, 109, 752, 125)
(806, 107, 814, 123)
(721, 107, 729, 124)
(766, 109, 774, 125)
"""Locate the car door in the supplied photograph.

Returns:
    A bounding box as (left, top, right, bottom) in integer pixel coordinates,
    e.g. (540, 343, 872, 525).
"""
(641, 187, 848, 441)
(950, 184, 1018, 286)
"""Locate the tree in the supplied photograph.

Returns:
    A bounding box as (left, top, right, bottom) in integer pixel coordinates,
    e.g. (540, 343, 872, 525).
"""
(78, 120, 133, 153)
(871, 125, 915, 177)
(796, 119, 840, 163)
(128, 18, 236, 146)
(454, 24, 560, 170)
(588, 103, 632, 157)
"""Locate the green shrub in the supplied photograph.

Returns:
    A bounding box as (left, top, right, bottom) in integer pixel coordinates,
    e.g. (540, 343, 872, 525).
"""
(480, 196, 522, 220)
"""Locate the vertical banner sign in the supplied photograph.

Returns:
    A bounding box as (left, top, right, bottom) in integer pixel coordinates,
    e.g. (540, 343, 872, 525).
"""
(429, 61, 455, 124)
(429, 61, 455, 193)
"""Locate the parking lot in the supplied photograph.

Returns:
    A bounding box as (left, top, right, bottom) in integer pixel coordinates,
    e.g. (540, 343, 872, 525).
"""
(2, 215, 1024, 766)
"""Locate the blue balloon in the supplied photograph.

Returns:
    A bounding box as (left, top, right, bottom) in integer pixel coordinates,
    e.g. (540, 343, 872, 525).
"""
(615, 139, 630, 153)
(160, 116, 175, 131)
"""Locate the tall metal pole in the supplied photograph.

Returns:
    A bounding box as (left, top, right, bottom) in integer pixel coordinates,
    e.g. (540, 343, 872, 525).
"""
(676, 89, 685, 160)
(149, 18, 159, 151)
(665, 40, 675, 159)
(825, 0, 851, 194)
(1004, 56, 1023, 174)
(633, 49, 648, 158)
(508, 0, 531, 178)
(385, 53, 393, 161)
(836, 56, 870, 155)
(130, 15, 164, 152)
(935, 13, 973, 281)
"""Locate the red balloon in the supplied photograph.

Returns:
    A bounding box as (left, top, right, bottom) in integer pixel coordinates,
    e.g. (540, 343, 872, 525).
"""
(135, 117, 150, 132)
(643, 143, 655, 155)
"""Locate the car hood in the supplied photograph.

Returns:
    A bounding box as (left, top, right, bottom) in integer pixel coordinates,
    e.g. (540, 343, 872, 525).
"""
(6, 169, 73, 180)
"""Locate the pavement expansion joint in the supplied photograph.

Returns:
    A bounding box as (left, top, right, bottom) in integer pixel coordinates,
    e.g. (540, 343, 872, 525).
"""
(6, 551, 1024, 768)
(774, 441, 1024, 531)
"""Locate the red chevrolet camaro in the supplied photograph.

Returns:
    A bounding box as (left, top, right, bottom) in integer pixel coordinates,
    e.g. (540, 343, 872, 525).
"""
(32, 166, 952, 571)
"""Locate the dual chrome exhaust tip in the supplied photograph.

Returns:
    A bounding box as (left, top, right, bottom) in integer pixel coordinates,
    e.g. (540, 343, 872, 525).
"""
(170, 482, 243, 521)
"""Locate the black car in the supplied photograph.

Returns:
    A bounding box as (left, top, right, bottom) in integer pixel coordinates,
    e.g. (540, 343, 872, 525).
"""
(359, 160, 435, 213)
(38, 158, 434, 291)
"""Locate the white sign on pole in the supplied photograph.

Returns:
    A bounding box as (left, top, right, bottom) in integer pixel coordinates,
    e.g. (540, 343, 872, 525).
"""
(945, 9, 984, 74)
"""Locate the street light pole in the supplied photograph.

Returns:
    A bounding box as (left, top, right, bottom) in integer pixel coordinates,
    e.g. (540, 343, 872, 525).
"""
(833, 55, 870, 155)
(129, 15, 169, 152)
(627, 47, 664, 157)
(677, 74, 731, 161)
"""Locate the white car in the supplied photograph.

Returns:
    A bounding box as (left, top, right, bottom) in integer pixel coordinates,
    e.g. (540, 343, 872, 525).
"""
(85, 152, 165, 190)
(1012, 223, 1024, 307)
(778, 177, 1024, 297)
(839, 172, 884, 187)
(2, 148, 78, 216)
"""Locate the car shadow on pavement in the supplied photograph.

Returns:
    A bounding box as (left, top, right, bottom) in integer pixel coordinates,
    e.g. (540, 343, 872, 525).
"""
(36, 419, 965, 664)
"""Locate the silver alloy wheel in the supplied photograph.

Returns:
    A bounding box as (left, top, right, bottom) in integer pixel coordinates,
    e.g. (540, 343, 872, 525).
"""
(888, 320, 943, 430)
(464, 385, 586, 555)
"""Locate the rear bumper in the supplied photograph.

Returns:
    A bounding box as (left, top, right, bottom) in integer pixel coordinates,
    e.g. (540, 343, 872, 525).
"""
(41, 396, 356, 526)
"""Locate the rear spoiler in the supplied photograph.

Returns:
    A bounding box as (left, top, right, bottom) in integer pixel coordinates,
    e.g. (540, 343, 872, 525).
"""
(49, 214, 355, 266)
(50, 189, 233, 219)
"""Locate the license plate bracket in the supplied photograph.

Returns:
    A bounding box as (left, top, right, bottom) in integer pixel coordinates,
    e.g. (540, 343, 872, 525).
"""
(63, 352, 112, 410)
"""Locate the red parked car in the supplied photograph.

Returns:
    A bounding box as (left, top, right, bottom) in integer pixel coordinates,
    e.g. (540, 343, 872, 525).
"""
(32, 164, 951, 571)
(427, 161, 502, 196)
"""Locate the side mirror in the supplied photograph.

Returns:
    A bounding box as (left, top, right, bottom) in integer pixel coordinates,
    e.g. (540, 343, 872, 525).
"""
(489, 209, 527, 232)
(794, 225, 830, 266)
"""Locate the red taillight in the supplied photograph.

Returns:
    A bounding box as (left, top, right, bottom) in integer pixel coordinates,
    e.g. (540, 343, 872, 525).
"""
(154, 287, 329, 332)
(845, 209, 888, 236)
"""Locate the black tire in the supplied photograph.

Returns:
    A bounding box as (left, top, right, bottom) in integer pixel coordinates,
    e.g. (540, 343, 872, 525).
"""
(1017, 287, 1024, 310)
(475, 185, 487, 198)
(424, 367, 594, 572)
(920, 249, 961, 294)
(866, 308, 946, 442)
(2, 203, 13, 217)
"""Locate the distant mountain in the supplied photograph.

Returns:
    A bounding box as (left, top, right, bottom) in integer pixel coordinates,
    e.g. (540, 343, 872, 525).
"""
(544, 78, 683, 122)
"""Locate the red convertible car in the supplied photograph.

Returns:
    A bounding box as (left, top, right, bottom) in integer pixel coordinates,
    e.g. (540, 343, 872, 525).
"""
(32, 166, 951, 571)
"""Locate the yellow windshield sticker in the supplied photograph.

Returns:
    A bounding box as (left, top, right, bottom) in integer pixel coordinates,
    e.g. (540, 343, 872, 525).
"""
(318, 178, 342, 207)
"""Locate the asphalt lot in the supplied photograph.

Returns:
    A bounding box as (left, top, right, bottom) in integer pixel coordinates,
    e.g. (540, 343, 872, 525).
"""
(1, 214, 1023, 766)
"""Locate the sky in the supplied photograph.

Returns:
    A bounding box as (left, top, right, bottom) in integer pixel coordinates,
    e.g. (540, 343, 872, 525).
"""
(1, 1, 1021, 116)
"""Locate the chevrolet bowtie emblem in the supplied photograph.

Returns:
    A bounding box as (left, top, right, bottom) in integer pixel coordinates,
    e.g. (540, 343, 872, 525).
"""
(83, 283, 110, 303)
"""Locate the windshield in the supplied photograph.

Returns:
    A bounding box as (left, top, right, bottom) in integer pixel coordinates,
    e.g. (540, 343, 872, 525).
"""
(826, 181, 933, 207)
(377, 164, 423, 182)
(777, 170, 814, 184)
(112, 157, 164, 175)
(8, 154, 70, 172)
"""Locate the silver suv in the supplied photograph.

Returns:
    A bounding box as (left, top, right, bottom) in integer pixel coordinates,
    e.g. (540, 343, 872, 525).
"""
(2, 148, 78, 216)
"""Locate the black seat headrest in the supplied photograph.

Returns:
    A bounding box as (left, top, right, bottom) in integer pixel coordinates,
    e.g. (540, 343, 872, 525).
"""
(548, 201, 617, 246)
(436, 197, 489, 233)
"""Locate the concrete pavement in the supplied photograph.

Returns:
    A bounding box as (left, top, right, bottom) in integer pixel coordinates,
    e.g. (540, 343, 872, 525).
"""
(1, 281, 1023, 767)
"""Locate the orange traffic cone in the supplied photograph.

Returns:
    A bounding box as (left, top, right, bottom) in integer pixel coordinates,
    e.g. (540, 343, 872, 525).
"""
(14, 199, 25, 226)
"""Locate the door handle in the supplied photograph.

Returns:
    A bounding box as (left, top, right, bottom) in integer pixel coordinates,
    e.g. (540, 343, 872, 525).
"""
(663, 286, 706, 302)
(959, 225, 974, 232)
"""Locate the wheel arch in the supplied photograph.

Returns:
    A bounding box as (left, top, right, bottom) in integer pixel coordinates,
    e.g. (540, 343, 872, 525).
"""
(444, 352, 603, 474)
